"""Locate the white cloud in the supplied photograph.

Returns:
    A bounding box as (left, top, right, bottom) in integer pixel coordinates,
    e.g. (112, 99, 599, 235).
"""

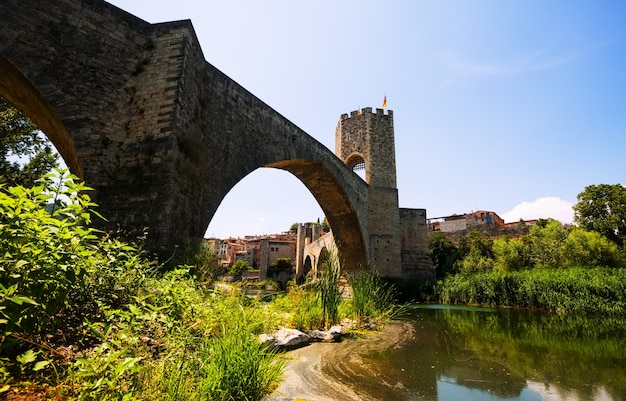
(501, 197, 574, 224)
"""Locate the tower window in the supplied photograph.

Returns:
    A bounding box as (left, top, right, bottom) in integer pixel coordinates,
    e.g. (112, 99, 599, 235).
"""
(347, 155, 365, 172)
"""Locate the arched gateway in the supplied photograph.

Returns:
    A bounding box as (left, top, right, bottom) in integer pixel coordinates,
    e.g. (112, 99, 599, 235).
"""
(0, 0, 433, 279)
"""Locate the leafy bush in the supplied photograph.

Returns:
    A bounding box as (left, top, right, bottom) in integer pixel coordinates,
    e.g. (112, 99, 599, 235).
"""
(563, 228, 624, 268)
(428, 232, 459, 278)
(492, 236, 531, 272)
(0, 172, 288, 400)
(182, 239, 219, 282)
(229, 260, 251, 276)
(0, 171, 104, 337)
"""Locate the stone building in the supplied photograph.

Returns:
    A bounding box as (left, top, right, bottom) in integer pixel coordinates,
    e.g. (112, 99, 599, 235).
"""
(428, 210, 536, 243)
(429, 210, 505, 233)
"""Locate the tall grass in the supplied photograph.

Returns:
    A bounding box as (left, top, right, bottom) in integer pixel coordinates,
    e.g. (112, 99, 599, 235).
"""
(436, 267, 626, 315)
(0, 172, 287, 400)
(316, 252, 342, 329)
(144, 306, 286, 401)
(348, 269, 397, 325)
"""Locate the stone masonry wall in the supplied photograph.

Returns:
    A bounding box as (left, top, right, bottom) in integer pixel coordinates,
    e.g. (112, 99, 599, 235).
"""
(400, 208, 435, 280)
(335, 108, 396, 188)
(0, 0, 375, 272)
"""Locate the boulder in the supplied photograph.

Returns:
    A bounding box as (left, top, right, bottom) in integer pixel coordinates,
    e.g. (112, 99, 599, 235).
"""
(307, 325, 343, 342)
(260, 328, 310, 350)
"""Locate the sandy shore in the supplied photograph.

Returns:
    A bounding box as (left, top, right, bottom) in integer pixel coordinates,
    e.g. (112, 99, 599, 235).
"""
(264, 322, 415, 401)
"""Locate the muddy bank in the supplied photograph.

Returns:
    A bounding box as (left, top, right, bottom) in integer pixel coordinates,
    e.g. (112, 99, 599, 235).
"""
(264, 321, 415, 401)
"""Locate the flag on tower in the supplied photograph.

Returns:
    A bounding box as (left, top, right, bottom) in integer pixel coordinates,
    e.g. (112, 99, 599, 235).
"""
(382, 94, 388, 108)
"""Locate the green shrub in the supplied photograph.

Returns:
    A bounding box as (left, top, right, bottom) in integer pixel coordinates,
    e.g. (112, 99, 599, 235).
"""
(0, 172, 101, 336)
(492, 236, 531, 272)
(0, 172, 288, 400)
(229, 260, 251, 276)
(182, 239, 219, 282)
(564, 228, 624, 268)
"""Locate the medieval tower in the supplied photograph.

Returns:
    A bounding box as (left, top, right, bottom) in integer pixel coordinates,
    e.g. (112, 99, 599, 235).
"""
(335, 107, 434, 280)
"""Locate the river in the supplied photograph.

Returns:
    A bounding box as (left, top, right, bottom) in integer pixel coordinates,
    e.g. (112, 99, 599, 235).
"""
(266, 305, 626, 401)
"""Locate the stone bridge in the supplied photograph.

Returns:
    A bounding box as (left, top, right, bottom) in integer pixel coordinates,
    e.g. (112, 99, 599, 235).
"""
(0, 0, 433, 278)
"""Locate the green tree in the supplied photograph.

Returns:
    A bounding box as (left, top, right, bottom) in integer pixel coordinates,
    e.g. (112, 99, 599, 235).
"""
(527, 219, 568, 268)
(492, 236, 531, 272)
(563, 228, 624, 268)
(573, 183, 626, 247)
(229, 260, 251, 276)
(428, 232, 459, 278)
(455, 230, 494, 275)
(0, 98, 59, 187)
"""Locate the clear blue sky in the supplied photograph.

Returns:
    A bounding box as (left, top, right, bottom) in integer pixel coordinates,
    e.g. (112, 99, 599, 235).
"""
(108, 0, 626, 238)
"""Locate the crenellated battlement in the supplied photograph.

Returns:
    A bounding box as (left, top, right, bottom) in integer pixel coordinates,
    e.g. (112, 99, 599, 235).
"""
(340, 107, 393, 121)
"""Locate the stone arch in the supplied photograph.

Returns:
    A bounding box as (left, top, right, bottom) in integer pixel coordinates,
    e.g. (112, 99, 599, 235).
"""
(0, 0, 372, 274)
(0, 55, 82, 178)
(317, 247, 330, 272)
(346, 153, 366, 172)
(345, 152, 367, 181)
(206, 157, 369, 273)
(302, 255, 313, 278)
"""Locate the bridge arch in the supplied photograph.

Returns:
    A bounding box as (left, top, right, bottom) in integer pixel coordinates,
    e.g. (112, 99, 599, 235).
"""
(3, 0, 435, 277)
(0, 55, 82, 178)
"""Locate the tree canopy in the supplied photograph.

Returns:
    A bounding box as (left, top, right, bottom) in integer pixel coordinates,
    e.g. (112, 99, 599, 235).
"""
(573, 183, 626, 247)
(0, 97, 59, 187)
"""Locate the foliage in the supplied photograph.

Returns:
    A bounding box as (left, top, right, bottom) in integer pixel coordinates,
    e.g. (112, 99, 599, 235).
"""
(492, 236, 531, 272)
(433, 212, 626, 313)
(564, 227, 624, 268)
(271, 286, 323, 331)
(454, 230, 494, 275)
(0, 172, 287, 400)
(228, 260, 251, 276)
(0, 170, 101, 336)
(574, 183, 626, 246)
(348, 269, 397, 325)
(267, 258, 293, 279)
(181, 239, 219, 282)
(428, 232, 459, 278)
(315, 251, 343, 329)
(0, 97, 59, 187)
(436, 268, 626, 315)
(526, 218, 569, 268)
(319, 217, 330, 232)
(270, 258, 292, 271)
(141, 301, 286, 401)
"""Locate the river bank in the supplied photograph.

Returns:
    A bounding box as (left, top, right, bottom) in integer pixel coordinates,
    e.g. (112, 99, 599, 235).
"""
(264, 321, 415, 401)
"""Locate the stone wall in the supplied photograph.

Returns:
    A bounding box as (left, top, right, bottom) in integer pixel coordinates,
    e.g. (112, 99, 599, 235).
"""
(335, 108, 396, 188)
(399, 208, 435, 280)
(0, 0, 437, 280)
(0, 0, 373, 272)
(440, 219, 468, 232)
(441, 224, 532, 244)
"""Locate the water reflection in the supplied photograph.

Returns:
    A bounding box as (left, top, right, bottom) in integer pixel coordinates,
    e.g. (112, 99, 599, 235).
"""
(321, 305, 626, 401)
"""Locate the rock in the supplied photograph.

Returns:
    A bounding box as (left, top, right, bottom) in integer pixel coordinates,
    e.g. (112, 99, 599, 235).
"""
(308, 325, 343, 342)
(260, 328, 310, 350)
